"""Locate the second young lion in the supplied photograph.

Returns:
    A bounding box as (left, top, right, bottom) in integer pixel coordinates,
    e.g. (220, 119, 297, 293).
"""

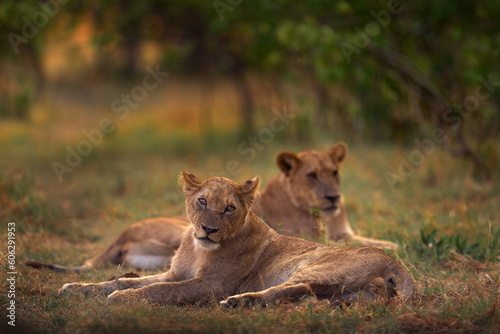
(59, 171, 414, 306)
(252, 142, 398, 249)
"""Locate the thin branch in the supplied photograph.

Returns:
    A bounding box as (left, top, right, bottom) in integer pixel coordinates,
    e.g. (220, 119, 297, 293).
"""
(367, 44, 489, 177)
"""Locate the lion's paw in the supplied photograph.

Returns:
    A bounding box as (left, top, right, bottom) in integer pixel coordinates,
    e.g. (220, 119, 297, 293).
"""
(59, 282, 115, 296)
(59, 283, 95, 296)
(220, 294, 254, 308)
(220, 297, 238, 309)
(108, 289, 141, 303)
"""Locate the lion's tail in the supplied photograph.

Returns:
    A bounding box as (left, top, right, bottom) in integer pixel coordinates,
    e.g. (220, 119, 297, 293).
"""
(25, 242, 124, 273)
(25, 260, 93, 273)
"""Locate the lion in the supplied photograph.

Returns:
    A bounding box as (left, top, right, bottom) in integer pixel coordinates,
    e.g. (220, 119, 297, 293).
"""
(26, 216, 188, 273)
(27, 142, 396, 273)
(59, 171, 414, 307)
(252, 142, 398, 249)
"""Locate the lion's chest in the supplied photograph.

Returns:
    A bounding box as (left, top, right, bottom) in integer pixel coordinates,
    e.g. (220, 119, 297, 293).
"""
(170, 243, 208, 281)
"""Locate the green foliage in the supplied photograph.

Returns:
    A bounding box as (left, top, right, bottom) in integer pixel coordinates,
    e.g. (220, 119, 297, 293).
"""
(275, 222, 283, 234)
(414, 229, 499, 262)
(1, 0, 499, 173)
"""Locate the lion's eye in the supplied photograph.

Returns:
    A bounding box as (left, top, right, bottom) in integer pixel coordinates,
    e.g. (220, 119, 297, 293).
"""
(225, 205, 235, 212)
(307, 172, 317, 179)
(333, 170, 338, 178)
(198, 198, 207, 206)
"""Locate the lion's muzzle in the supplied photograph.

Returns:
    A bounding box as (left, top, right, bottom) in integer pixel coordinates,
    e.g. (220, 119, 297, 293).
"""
(201, 224, 219, 235)
(194, 223, 223, 245)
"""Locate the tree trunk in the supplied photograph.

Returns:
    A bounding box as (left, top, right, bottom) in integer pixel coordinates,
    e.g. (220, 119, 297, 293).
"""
(307, 67, 329, 131)
(232, 64, 254, 137)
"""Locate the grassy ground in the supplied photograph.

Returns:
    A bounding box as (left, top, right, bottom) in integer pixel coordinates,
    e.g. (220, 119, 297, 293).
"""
(0, 81, 499, 333)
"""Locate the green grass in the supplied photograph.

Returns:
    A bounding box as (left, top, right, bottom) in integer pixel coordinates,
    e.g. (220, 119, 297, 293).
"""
(0, 94, 499, 333)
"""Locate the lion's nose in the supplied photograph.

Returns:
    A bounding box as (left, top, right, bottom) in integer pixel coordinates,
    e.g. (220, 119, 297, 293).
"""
(202, 224, 219, 235)
(325, 194, 340, 203)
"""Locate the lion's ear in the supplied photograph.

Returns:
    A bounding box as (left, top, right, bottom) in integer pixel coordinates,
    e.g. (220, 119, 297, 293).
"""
(328, 142, 347, 165)
(276, 152, 300, 176)
(239, 176, 260, 206)
(180, 170, 202, 195)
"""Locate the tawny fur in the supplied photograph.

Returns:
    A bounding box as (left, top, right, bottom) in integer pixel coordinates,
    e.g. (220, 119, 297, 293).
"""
(59, 172, 414, 306)
(27, 217, 187, 273)
(252, 142, 398, 249)
(29, 142, 396, 273)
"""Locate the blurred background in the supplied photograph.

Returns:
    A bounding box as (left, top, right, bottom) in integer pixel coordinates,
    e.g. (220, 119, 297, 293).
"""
(0, 1, 499, 246)
(2, 3, 500, 332)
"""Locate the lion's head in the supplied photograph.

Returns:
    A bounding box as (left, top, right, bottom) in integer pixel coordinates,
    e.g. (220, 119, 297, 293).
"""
(181, 170, 260, 250)
(276, 142, 347, 216)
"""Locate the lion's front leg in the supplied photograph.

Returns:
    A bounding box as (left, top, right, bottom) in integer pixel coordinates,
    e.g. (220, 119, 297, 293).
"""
(221, 282, 311, 308)
(59, 272, 172, 297)
(107, 287, 147, 303)
(108, 278, 225, 304)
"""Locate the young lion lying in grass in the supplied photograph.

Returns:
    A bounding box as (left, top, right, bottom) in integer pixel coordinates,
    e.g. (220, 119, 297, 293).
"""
(28, 142, 397, 273)
(59, 171, 414, 306)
